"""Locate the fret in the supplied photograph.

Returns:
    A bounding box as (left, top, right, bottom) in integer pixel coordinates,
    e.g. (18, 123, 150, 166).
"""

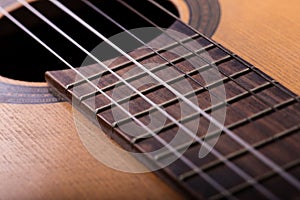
(256, 84, 297, 105)
(152, 122, 300, 199)
(119, 0, 282, 118)
(130, 80, 270, 144)
(111, 0, 298, 136)
(168, 42, 288, 118)
(221, 69, 278, 107)
(131, 81, 271, 144)
(178, 125, 300, 181)
(147, 97, 298, 162)
(66, 33, 200, 89)
(91, 54, 231, 114)
(116, 0, 269, 98)
(141, 108, 300, 186)
(129, 1, 300, 194)
(224, 53, 300, 104)
(215, 43, 300, 109)
(149, 0, 300, 106)
(167, 156, 264, 199)
(228, 97, 298, 130)
(211, 159, 300, 200)
(157, 0, 294, 105)
(110, 68, 250, 129)
(78, 43, 216, 102)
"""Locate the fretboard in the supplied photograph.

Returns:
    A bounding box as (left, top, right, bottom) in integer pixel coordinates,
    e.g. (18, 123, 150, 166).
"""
(46, 24, 300, 199)
(45, 1, 300, 199)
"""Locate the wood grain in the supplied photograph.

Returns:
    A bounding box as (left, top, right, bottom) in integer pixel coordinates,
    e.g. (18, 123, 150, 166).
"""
(0, 102, 181, 199)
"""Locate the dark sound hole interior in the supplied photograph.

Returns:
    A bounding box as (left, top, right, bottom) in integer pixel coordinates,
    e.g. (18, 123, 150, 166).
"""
(0, 0, 179, 82)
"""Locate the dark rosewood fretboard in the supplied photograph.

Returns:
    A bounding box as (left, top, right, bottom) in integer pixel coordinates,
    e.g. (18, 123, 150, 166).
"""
(46, 31, 300, 200)
(43, 0, 300, 199)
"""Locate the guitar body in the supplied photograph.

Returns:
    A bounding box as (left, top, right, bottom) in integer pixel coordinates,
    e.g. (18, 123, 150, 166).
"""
(0, 0, 299, 199)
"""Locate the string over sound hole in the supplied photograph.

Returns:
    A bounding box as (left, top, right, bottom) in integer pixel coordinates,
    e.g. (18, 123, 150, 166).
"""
(0, 0, 179, 82)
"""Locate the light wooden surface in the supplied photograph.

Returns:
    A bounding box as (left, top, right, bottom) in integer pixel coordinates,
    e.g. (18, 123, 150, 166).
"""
(213, 0, 300, 95)
(0, 103, 181, 200)
(0, 0, 299, 199)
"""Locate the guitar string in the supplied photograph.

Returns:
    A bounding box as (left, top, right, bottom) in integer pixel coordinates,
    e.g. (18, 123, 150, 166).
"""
(83, 0, 300, 180)
(86, 1, 300, 197)
(7, 0, 270, 198)
(9, 0, 300, 198)
(123, 0, 285, 117)
(145, 0, 300, 181)
(114, 0, 287, 128)
(15, 1, 262, 199)
(66, 34, 201, 89)
(146, 0, 300, 130)
(147, 0, 300, 102)
(18, 0, 298, 197)
(83, 0, 299, 154)
(19, 1, 279, 199)
(117, 0, 300, 135)
(82, 0, 270, 128)
(12, 0, 300, 197)
(49, 0, 300, 193)
(3, 0, 296, 198)
(79, 46, 225, 104)
(80, 0, 300, 197)
(0, 5, 236, 199)
(121, 0, 300, 189)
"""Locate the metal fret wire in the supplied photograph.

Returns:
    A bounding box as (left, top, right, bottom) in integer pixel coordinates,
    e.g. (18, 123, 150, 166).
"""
(82, 0, 293, 163)
(147, 0, 300, 103)
(110, 67, 249, 124)
(117, 0, 284, 113)
(140, 97, 298, 174)
(212, 160, 300, 200)
(92, 52, 229, 112)
(146, 0, 300, 189)
(154, 96, 296, 162)
(112, 67, 250, 127)
(179, 124, 300, 181)
(79, 43, 216, 102)
(119, 0, 299, 129)
(85, 0, 291, 140)
(132, 81, 271, 144)
(120, 0, 300, 191)
(66, 33, 201, 89)
(44, 1, 279, 198)
(4, 3, 234, 199)
(210, 126, 300, 199)
(17, 1, 266, 198)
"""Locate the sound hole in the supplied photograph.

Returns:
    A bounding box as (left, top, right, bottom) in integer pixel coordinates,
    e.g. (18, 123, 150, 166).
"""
(0, 0, 179, 82)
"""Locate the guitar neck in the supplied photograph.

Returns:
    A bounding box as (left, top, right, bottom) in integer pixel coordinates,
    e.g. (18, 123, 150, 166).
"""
(0, 0, 300, 199)
(45, 5, 300, 198)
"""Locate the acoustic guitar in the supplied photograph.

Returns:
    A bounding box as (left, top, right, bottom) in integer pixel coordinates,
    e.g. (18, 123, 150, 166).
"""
(0, 0, 299, 199)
